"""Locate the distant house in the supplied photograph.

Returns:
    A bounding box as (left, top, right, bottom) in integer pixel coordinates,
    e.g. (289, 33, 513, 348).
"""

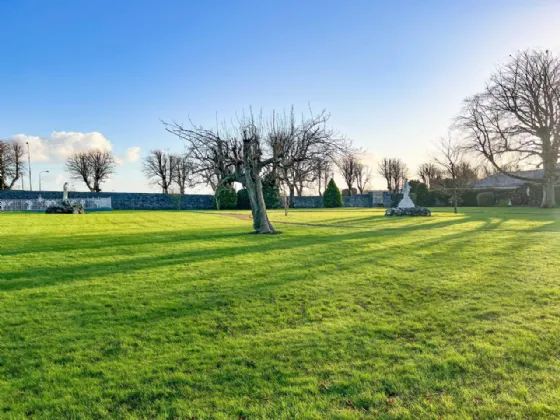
(474, 164, 560, 190)
(473, 169, 545, 190)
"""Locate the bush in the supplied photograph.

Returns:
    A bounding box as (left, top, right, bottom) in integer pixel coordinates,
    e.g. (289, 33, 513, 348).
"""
(385, 207, 431, 217)
(323, 179, 343, 208)
(511, 184, 543, 206)
(46, 202, 85, 214)
(236, 189, 251, 210)
(262, 173, 281, 209)
(408, 180, 422, 193)
(498, 198, 511, 207)
(429, 190, 450, 206)
(476, 192, 495, 207)
(214, 184, 237, 210)
(390, 193, 403, 208)
(460, 189, 479, 207)
(509, 184, 560, 207)
(414, 183, 431, 206)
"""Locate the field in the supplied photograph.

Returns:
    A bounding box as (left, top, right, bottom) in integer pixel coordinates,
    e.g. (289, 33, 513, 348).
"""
(1, 208, 560, 419)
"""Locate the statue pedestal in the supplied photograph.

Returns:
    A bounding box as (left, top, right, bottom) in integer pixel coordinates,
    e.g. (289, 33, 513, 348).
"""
(397, 196, 415, 209)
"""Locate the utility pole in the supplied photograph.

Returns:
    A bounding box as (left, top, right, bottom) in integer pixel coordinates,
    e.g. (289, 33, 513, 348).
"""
(26, 142, 32, 191)
(39, 171, 49, 192)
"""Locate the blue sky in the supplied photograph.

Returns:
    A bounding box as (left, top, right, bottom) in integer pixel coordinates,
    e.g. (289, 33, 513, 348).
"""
(1, 0, 559, 192)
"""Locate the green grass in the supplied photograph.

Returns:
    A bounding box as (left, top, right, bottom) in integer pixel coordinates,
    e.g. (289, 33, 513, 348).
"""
(1, 208, 560, 419)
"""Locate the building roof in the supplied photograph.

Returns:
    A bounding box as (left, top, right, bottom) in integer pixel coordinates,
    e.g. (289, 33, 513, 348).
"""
(473, 169, 544, 190)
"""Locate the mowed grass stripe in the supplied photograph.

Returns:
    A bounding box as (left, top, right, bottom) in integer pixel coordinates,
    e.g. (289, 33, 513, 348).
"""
(1, 208, 559, 418)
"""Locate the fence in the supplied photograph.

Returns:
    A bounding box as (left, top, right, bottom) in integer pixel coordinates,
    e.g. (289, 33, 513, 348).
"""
(0, 197, 112, 212)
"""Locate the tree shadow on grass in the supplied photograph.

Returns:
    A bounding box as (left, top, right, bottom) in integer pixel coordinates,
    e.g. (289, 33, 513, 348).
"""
(5, 213, 557, 418)
(5, 216, 501, 340)
(0, 216, 485, 292)
(0, 229, 248, 258)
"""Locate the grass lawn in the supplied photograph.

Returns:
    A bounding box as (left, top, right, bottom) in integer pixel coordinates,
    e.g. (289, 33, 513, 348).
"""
(1, 208, 560, 419)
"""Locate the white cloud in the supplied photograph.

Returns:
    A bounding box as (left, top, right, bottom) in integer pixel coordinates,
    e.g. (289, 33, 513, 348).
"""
(126, 146, 141, 162)
(10, 131, 112, 163)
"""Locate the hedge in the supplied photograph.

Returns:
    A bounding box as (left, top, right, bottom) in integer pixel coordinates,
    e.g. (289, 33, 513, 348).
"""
(213, 184, 237, 209)
(236, 189, 251, 210)
(476, 192, 495, 207)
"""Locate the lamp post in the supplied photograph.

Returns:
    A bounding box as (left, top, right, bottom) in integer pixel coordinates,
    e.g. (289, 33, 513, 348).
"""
(39, 171, 49, 192)
(26, 142, 32, 191)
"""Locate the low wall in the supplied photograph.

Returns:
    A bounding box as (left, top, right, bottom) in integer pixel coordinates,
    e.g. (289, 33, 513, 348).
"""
(0, 190, 390, 210)
(292, 196, 323, 208)
(293, 192, 388, 208)
(0, 191, 214, 211)
(343, 194, 371, 207)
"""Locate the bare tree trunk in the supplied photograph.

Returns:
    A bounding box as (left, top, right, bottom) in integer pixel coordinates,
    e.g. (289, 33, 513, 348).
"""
(542, 180, 556, 208)
(282, 192, 289, 216)
(245, 175, 275, 233)
(453, 188, 458, 214)
(289, 185, 295, 208)
(541, 159, 557, 207)
(242, 145, 276, 234)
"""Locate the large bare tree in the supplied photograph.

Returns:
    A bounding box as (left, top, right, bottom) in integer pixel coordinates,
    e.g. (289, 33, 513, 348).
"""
(377, 158, 407, 193)
(417, 162, 442, 188)
(338, 154, 359, 195)
(278, 159, 316, 202)
(66, 149, 116, 192)
(164, 108, 350, 234)
(391, 159, 408, 193)
(173, 154, 193, 194)
(355, 160, 372, 194)
(313, 158, 333, 196)
(142, 150, 176, 194)
(0, 140, 26, 190)
(268, 109, 345, 203)
(433, 136, 478, 214)
(377, 158, 393, 192)
(458, 49, 560, 207)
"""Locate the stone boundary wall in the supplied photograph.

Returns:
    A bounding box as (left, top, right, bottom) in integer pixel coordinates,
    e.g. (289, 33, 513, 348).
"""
(292, 192, 388, 208)
(0, 190, 390, 210)
(0, 191, 213, 210)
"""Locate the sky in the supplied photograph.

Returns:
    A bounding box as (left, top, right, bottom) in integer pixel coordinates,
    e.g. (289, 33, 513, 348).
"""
(1, 0, 559, 193)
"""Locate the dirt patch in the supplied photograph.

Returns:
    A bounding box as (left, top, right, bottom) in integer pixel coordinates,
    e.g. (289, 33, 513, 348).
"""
(209, 212, 253, 221)
(208, 212, 367, 228)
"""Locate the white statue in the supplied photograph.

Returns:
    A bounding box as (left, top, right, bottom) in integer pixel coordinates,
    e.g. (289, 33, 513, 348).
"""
(63, 182, 69, 201)
(397, 179, 415, 209)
